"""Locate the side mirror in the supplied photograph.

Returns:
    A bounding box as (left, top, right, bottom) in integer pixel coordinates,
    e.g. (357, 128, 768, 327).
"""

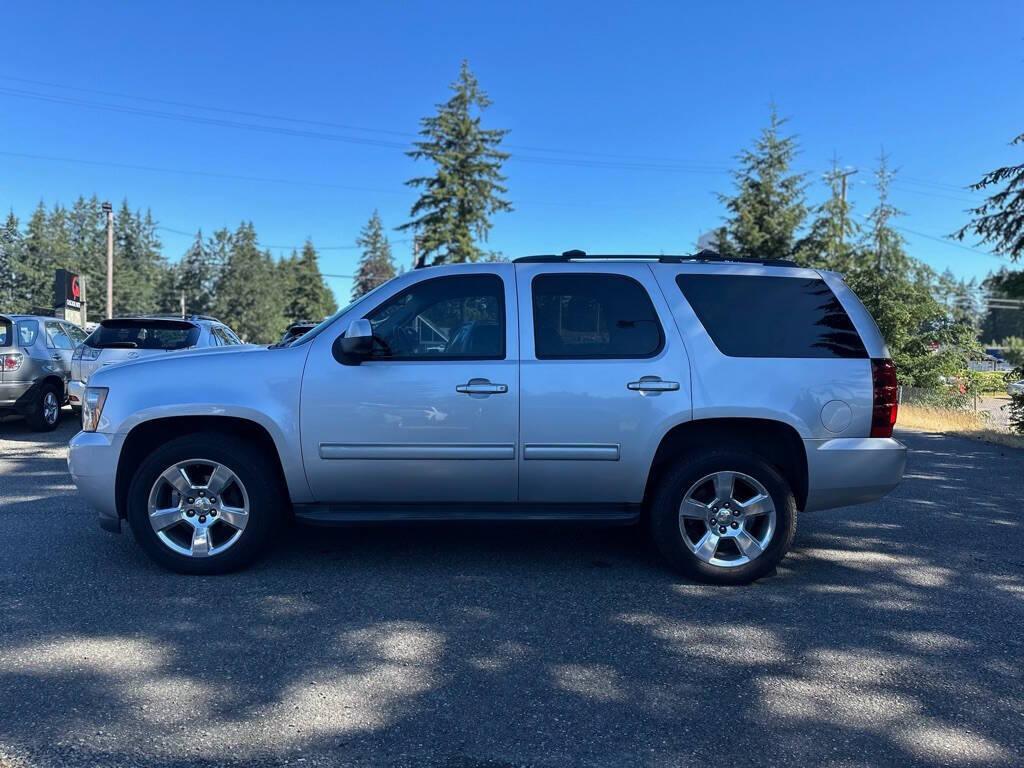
(334, 318, 374, 364)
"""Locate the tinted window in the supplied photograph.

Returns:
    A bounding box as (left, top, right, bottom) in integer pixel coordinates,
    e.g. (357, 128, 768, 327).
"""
(676, 274, 867, 358)
(0, 319, 9, 347)
(212, 326, 241, 346)
(85, 320, 201, 351)
(532, 274, 664, 359)
(46, 322, 73, 350)
(365, 274, 505, 360)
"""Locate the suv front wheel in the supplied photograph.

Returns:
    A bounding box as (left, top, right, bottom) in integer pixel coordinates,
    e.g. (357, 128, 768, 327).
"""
(649, 451, 796, 584)
(126, 434, 285, 574)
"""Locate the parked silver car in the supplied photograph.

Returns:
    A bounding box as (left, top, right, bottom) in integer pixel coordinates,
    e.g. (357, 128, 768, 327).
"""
(1, 314, 87, 430)
(68, 315, 243, 406)
(68, 253, 907, 583)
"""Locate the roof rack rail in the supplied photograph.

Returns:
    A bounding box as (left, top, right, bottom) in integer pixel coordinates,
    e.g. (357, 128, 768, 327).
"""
(512, 249, 799, 268)
(135, 313, 222, 322)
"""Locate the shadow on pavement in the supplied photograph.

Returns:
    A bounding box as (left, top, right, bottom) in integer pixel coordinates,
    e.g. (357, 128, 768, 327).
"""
(0, 429, 1021, 767)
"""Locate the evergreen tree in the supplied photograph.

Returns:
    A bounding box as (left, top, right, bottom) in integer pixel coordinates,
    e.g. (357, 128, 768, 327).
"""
(398, 60, 512, 264)
(283, 240, 337, 321)
(352, 210, 396, 299)
(718, 105, 807, 261)
(980, 268, 1024, 342)
(67, 196, 107, 321)
(178, 229, 224, 316)
(18, 202, 54, 313)
(843, 155, 977, 386)
(796, 157, 859, 271)
(214, 222, 285, 342)
(0, 212, 21, 309)
(956, 132, 1024, 260)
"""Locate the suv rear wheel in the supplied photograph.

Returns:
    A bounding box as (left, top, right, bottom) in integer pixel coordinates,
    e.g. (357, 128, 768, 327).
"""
(649, 451, 796, 584)
(26, 383, 61, 432)
(126, 433, 286, 574)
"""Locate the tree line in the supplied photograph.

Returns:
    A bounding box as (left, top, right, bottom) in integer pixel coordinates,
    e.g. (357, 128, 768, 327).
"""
(0, 198, 337, 342)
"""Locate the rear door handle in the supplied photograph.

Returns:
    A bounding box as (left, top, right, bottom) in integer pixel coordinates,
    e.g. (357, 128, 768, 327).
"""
(456, 378, 508, 395)
(627, 376, 680, 393)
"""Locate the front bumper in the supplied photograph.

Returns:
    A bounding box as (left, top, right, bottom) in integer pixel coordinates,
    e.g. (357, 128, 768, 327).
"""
(67, 379, 85, 406)
(803, 437, 907, 512)
(68, 430, 125, 532)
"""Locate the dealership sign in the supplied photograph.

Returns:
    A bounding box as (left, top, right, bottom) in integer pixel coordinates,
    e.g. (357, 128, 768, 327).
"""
(54, 269, 82, 310)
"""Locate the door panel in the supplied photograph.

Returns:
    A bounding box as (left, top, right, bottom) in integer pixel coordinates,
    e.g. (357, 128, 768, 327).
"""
(515, 263, 692, 504)
(300, 266, 520, 503)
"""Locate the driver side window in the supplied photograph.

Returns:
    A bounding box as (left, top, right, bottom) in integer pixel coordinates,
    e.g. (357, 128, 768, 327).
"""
(364, 274, 505, 360)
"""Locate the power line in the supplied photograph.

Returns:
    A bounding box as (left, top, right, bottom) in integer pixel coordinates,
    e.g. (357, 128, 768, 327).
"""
(0, 84, 730, 174)
(0, 74, 730, 168)
(894, 225, 1009, 261)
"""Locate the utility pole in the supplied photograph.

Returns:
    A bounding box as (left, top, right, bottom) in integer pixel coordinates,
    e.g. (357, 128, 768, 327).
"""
(412, 236, 425, 269)
(102, 201, 113, 318)
(180, 290, 186, 319)
(80, 274, 87, 326)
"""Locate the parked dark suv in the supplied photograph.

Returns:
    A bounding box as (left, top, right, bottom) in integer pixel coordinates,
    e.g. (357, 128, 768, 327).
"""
(1, 313, 87, 430)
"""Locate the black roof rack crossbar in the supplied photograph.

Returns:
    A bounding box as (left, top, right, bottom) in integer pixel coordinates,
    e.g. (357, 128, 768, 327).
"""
(512, 249, 799, 268)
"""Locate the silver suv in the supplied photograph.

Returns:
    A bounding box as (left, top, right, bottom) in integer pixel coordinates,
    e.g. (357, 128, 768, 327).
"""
(1, 314, 87, 430)
(68, 315, 243, 407)
(68, 253, 907, 583)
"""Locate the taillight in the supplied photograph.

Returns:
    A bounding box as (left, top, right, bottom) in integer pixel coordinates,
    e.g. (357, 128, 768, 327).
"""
(2, 353, 24, 372)
(870, 358, 898, 438)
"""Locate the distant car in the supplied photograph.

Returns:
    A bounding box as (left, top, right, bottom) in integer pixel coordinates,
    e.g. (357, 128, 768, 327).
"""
(1, 313, 88, 430)
(276, 321, 317, 347)
(1009, 380, 1024, 396)
(68, 316, 243, 406)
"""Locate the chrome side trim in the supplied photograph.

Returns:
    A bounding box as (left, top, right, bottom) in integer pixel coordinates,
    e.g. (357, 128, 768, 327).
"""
(522, 443, 620, 461)
(319, 443, 516, 460)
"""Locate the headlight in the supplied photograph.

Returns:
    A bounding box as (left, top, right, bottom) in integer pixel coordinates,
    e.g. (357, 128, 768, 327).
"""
(82, 387, 109, 432)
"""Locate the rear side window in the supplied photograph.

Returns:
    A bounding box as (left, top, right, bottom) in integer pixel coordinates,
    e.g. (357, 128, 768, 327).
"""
(17, 320, 39, 346)
(85, 320, 201, 351)
(676, 274, 867, 358)
(0, 319, 9, 347)
(532, 273, 664, 359)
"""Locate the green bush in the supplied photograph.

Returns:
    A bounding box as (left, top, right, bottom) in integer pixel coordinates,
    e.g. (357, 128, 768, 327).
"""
(974, 370, 1013, 393)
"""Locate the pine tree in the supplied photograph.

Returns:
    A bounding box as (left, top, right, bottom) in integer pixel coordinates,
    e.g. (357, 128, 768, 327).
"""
(67, 197, 107, 321)
(214, 222, 286, 342)
(283, 240, 337, 321)
(859, 153, 910, 274)
(352, 211, 396, 299)
(178, 230, 223, 316)
(718, 104, 807, 261)
(398, 60, 512, 264)
(18, 202, 54, 313)
(0, 212, 20, 309)
(956, 132, 1024, 260)
(796, 157, 859, 271)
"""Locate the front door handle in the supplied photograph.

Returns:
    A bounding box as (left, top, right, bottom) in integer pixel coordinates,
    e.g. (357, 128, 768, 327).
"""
(627, 376, 680, 394)
(456, 378, 508, 395)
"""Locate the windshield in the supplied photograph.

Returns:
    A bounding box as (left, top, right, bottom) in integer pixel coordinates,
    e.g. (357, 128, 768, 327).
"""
(85, 319, 200, 350)
(286, 279, 394, 347)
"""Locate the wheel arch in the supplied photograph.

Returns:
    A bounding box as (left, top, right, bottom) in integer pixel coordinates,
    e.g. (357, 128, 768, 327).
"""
(644, 418, 808, 511)
(115, 416, 292, 520)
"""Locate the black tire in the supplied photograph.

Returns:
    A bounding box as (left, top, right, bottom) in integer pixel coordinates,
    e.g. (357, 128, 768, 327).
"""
(649, 451, 797, 585)
(26, 383, 61, 432)
(126, 433, 286, 574)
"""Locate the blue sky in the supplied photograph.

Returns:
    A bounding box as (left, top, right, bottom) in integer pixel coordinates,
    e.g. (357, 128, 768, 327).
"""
(2, 0, 1021, 302)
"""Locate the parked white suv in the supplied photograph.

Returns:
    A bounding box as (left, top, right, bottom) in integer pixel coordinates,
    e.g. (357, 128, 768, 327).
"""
(68, 315, 243, 406)
(68, 253, 906, 583)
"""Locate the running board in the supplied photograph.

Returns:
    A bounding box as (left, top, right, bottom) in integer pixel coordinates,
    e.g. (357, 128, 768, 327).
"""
(293, 502, 641, 525)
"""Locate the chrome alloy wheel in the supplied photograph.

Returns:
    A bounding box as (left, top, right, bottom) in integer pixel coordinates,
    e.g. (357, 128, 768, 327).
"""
(678, 471, 777, 568)
(147, 459, 250, 558)
(42, 391, 59, 425)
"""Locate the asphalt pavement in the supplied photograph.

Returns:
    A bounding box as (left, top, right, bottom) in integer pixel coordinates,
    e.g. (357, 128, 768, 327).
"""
(0, 411, 1022, 767)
